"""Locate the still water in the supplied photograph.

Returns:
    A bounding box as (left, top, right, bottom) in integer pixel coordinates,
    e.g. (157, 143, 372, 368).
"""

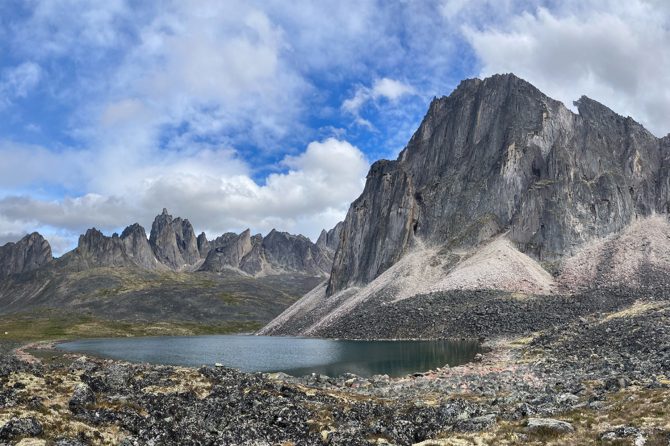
(59, 335, 480, 377)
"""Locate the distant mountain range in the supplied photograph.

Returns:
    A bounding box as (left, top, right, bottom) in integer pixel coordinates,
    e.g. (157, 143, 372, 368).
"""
(0, 209, 341, 334)
(261, 73, 670, 338)
(0, 208, 340, 278)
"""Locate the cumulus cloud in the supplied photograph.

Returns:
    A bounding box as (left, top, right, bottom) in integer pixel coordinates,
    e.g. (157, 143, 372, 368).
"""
(462, 0, 670, 136)
(0, 138, 368, 255)
(0, 140, 89, 190)
(342, 77, 416, 127)
(0, 62, 42, 102)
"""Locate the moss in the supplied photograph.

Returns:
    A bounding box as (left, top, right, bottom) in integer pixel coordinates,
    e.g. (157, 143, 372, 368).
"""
(0, 310, 263, 342)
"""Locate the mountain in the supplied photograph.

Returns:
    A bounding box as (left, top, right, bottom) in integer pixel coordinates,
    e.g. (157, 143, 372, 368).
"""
(0, 233, 52, 276)
(260, 73, 670, 338)
(149, 208, 200, 270)
(0, 210, 339, 335)
(200, 229, 334, 277)
(316, 221, 343, 253)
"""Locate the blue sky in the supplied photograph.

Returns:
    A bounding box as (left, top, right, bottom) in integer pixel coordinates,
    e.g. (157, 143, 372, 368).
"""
(0, 0, 668, 255)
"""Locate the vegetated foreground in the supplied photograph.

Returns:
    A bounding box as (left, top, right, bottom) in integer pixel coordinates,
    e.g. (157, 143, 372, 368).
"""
(1, 287, 670, 445)
(0, 268, 322, 343)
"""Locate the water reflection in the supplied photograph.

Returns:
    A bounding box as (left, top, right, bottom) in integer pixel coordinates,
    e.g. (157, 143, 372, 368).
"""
(60, 335, 480, 378)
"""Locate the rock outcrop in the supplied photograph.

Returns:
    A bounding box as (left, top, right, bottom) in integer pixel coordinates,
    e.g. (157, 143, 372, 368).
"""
(69, 225, 166, 270)
(197, 232, 210, 258)
(257, 229, 332, 276)
(121, 224, 163, 270)
(0, 233, 52, 276)
(262, 73, 670, 337)
(327, 73, 669, 295)
(200, 230, 255, 272)
(200, 229, 334, 277)
(149, 208, 200, 270)
(74, 228, 132, 268)
(316, 222, 343, 253)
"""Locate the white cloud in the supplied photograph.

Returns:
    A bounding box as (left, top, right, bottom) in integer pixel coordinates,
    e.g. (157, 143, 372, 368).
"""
(371, 78, 415, 101)
(0, 140, 89, 190)
(98, 1, 308, 152)
(0, 62, 42, 101)
(342, 77, 416, 127)
(9, 0, 131, 58)
(462, 1, 670, 136)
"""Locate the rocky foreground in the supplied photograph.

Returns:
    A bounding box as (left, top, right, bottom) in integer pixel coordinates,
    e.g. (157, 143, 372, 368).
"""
(1, 291, 670, 446)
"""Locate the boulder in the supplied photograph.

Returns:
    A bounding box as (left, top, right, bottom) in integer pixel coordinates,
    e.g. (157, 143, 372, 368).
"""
(525, 417, 574, 434)
(68, 383, 96, 413)
(0, 417, 43, 440)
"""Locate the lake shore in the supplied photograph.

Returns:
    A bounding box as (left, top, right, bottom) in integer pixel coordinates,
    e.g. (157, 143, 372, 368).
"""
(1, 295, 670, 445)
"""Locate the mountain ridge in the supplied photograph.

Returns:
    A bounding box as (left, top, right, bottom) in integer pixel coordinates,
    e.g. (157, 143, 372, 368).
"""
(0, 209, 339, 279)
(0, 210, 341, 334)
(261, 73, 670, 338)
(327, 73, 668, 295)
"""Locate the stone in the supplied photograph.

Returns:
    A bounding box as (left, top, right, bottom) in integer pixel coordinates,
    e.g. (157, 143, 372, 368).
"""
(196, 232, 210, 258)
(0, 417, 43, 440)
(54, 439, 88, 446)
(200, 228, 335, 277)
(120, 223, 162, 270)
(63, 224, 165, 271)
(316, 222, 344, 253)
(0, 233, 52, 276)
(15, 439, 46, 446)
(69, 383, 96, 413)
(149, 208, 200, 269)
(454, 414, 497, 432)
(525, 417, 574, 434)
(327, 73, 669, 295)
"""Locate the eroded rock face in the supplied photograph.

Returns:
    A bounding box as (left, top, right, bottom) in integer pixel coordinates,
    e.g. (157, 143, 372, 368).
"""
(76, 229, 130, 268)
(197, 232, 210, 258)
(121, 224, 161, 270)
(71, 224, 165, 270)
(200, 230, 254, 272)
(316, 222, 343, 253)
(0, 233, 52, 276)
(149, 208, 200, 269)
(328, 73, 670, 295)
(200, 229, 334, 276)
(259, 229, 332, 276)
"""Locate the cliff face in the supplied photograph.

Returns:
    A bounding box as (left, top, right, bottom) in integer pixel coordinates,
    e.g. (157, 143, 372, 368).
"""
(70, 225, 166, 270)
(327, 74, 669, 295)
(0, 233, 52, 276)
(149, 209, 200, 270)
(200, 229, 334, 277)
(121, 224, 162, 270)
(200, 230, 255, 273)
(316, 222, 343, 253)
(660, 136, 670, 213)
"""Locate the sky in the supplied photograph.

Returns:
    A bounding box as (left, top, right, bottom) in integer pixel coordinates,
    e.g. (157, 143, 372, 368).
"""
(0, 0, 668, 255)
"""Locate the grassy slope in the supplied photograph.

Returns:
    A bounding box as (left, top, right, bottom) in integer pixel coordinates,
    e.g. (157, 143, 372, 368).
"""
(0, 266, 323, 341)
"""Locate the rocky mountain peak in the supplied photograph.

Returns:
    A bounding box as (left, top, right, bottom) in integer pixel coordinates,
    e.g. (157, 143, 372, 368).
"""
(121, 223, 144, 239)
(316, 222, 343, 253)
(326, 73, 670, 296)
(120, 223, 160, 269)
(197, 232, 210, 257)
(200, 227, 335, 277)
(0, 232, 52, 276)
(149, 209, 199, 269)
(76, 228, 130, 268)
